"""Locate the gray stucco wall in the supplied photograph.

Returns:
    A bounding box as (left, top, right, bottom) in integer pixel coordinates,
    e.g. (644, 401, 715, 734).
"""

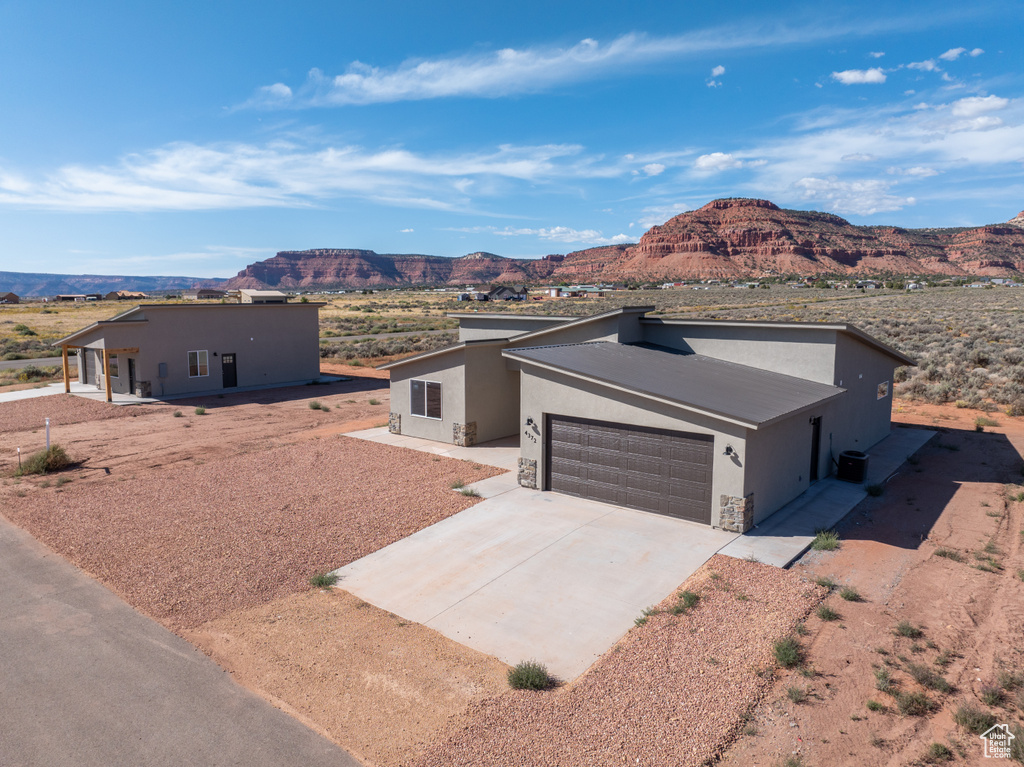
(455, 315, 568, 342)
(463, 344, 520, 443)
(641, 321, 839, 384)
(508, 310, 647, 349)
(828, 333, 898, 455)
(743, 411, 822, 524)
(518, 366, 746, 528)
(71, 305, 321, 397)
(388, 348, 467, 442)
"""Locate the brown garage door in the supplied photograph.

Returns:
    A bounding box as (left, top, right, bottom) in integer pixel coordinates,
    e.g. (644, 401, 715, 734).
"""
(546, 415, 713, 524)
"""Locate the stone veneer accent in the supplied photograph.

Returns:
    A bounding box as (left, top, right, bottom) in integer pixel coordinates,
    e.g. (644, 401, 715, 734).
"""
(517, 458, 538, 489)
(719, 493, 754, 533)
(388, 412, 401, 434)
(453, 421, 477, 447)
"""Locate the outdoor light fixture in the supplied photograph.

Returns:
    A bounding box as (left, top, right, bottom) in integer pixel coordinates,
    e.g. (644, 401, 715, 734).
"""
(525, 417, 535, 426)
(723, 445, 734, 456)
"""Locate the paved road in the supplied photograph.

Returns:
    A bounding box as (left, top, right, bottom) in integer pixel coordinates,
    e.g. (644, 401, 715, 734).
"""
(0, 356, 71, 371)
(0, 515, 360, 767)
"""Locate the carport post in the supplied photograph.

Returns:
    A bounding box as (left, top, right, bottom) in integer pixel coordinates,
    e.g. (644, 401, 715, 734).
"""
(102, 349, 112, 403)
(61, 345, 70, 393)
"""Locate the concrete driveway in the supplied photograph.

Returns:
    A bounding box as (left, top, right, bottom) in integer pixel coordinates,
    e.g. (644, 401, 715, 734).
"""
(334, 487, 737, 680)
(0, 515, 358, 767)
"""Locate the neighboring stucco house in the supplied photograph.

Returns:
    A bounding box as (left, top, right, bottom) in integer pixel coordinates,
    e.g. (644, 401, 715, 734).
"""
(382, 306, 915, 532)
(239, 289, 288, 304)
(104, 290, 149, 301)
(182, 288, 227, 300)
(54, 302, 323, 400)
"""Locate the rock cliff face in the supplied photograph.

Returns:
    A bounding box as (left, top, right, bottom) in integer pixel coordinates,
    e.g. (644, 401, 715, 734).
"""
(223, 199, 1024, 288)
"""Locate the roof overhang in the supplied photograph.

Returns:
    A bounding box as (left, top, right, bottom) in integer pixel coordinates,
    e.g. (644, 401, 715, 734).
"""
(377, 337, 507, 371)
(506, 305, 655, 346)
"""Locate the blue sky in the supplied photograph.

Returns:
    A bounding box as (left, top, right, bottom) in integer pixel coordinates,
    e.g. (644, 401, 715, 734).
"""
(0, 1, 1021, 277)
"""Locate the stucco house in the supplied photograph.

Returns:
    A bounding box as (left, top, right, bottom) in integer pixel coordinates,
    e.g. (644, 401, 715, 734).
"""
(382, 306, 914, 532)
(54, 302, 323, 401)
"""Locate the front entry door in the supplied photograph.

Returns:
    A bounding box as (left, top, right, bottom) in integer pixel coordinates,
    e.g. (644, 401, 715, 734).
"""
(222, 353, 237, 388)
(809, 416, 822, 482)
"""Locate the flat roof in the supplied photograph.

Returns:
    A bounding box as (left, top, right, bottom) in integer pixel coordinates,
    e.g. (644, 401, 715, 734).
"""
(53, 302, 324, 346)
(503, 341, 845, 429)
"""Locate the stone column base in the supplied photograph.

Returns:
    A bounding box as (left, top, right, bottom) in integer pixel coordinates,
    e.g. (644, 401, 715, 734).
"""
(453, 421, 477, 447)
(388, 412, 401, 434)
(719, 493, 754, 533)
(518, 458, 538, 489)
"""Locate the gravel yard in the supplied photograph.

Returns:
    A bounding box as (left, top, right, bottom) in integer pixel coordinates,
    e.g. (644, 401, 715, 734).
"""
(3, 436, 500, 630)
(414, 556, 824, 767)
(0, 393, 144, 434)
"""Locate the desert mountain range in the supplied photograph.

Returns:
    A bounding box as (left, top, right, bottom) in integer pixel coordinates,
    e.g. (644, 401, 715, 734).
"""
(224, 199, 1024, 289)
(4, 199, 1023, 296)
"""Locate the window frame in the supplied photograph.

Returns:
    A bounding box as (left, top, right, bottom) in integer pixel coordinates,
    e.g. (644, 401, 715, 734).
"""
(188, 350, 210, 378)
(109, 354, 119, 378)
(410, 379, 442, 420)
(877, 381, 890, 400)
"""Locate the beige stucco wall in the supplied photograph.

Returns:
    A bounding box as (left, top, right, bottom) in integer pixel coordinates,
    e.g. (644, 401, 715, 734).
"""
(743, 409, 825, 524)
(463, 344, 520, 442)
(827, 333, 899, 455)
(518, 366, 747, 528)
(508, 310, 647, 349)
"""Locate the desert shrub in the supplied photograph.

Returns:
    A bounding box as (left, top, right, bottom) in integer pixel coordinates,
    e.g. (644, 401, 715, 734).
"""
(507, 660, 552, 690)
(817, 604, 840, 621)
(935, 547, 964, 562)
(865, 699, 885, 712)
(194, 406, 206, 415)
(308, 572, 338, 588)
(896, 691, 933, 716)
(895, 620, 923, 638)
(787, 686, 806, 704)
(814, 576, 837, 590)
(15, 445, 71, 476)
(773, 637, 801, 668)
(979, 683, 1004, 706)
(839, 586, 862, 601)
(953, 702, 996, 734)
(875, 667, 896, 694)
(923, 742, 952, 763)
(811, 529, 840, 551)
(308, 400, 323, 410)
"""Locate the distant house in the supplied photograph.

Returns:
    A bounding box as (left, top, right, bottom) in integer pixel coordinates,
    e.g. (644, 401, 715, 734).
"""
(239, 289, 288, 304)
(548, 287, 562, 297)
(182, 289, 227, 300)
(104, 290, 149, 301)
(54, 302, 323, 401)
(56, 294, 87, 302)
(383, 306, 914, 533)
(0, 292, 19, 304)
(488, 285, 528, 301)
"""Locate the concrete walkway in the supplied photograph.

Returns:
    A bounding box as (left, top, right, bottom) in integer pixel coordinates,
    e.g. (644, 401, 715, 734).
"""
(346, 426, 521, 471)
(718, 426, 937, 566)
(0, 515, 358, 767)
(334, 488, 737, 681)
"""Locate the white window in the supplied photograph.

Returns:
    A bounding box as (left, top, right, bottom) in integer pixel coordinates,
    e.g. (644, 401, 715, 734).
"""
(188, 350, 209, 378)
(410, 379, 442, 419)
(877, 381, 890, 399)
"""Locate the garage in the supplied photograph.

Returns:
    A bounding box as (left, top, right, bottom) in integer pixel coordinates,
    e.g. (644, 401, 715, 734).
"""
(546, 414, 713, 524)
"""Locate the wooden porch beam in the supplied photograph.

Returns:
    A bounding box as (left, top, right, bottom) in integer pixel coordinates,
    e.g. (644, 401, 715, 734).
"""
(102, 349, 112, 403)
(61, 346, 70, 393)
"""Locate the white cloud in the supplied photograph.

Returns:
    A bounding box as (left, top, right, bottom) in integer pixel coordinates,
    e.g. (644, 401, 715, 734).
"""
(832, 68, 886, 85)
(841, 153, 878, 162)
(951, 95, 1010, 117)
(887, 166, 939, 177)
(908, 59, 939, 72)
(0, 140, 624, 212)
(242, 20, 924, 107)
(400, 228, 414, 232)
(711, 65, 725, 77)
(868, 51, 885, 58)
(486, 226, 631, 245)
(638, 202, 691, 228)
(970, 48, 984, 57)
(694, 152, 743, 171)
(642, 163, 665, 176)
(939, 47, 967, 61)
(793, 176, 915, 215)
